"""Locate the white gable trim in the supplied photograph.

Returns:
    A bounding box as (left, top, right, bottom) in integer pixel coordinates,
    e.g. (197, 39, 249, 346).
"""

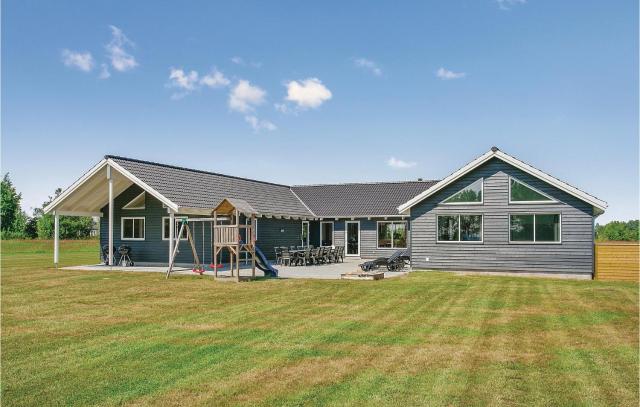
(106, 159, 179, 212)
(398, 149, 607, 213)
(44, 159, 108, 214)
(44, 158, 179, 214)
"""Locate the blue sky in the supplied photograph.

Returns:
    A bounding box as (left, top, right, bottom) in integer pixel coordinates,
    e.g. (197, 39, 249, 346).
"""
(2, 0, 638, 223)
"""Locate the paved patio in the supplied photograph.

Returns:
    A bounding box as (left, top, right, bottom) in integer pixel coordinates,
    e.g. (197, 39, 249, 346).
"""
(62, 258, 410, 280)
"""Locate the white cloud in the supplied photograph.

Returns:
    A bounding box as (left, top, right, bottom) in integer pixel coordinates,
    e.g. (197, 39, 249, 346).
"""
(200, 68, 230, 88)
(244, 115, 277, 133)
(168, 68, 199, 91)
(106, 25, 138, 72)
(387, 157, 417, 169)
(436, 67, 466, 80)
(231, 56, 244, 65)
(229, 80, 266, 112)
(496, 0, 526, 10)
(99, 63, 111, 79)
(354, 58, 382, 76)
(61, 49, 94, 72)
(284, 78, 332, 109)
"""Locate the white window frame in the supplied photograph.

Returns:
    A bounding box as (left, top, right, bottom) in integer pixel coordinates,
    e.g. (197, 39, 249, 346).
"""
(376, 221, 409, 249)
(508, 213, 562, 244)
(121, 216, 145, 241)
(162, 216, 188, 240)
(122, 191, 146, 210)
(301, 221, 310, 247)
(320, 221, 334, 247)
(442, 178, 484, 205)
(436, 214, 484, 244)
(344, 220, 361, 256)
(508, 176, 557, 204)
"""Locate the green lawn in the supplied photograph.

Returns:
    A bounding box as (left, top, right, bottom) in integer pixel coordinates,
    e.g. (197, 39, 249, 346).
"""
(2, 240, 638, 406)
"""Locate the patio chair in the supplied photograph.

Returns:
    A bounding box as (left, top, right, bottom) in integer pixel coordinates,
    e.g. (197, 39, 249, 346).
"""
(327, 247, 337, 263)
(274, 247, 283, 265)
(309, 247, 320, 265)
(298, 248, 312, 266)
(336, 246, 345, 263)
(101, 245, 116, 265)
(281, 248, 293, 266)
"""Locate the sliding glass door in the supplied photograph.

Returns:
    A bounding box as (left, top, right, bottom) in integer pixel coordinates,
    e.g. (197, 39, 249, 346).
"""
(345, 221, 360, 256)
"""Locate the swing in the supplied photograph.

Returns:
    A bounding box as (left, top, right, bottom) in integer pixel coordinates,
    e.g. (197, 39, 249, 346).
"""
(166, 219, 205, 279)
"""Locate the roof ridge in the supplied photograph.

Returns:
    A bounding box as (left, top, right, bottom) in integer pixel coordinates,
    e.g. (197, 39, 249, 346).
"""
(292, 180, 439, 188)
(105, 154, 292, 188)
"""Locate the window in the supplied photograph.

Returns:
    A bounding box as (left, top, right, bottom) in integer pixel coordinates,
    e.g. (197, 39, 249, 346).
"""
(320, 221, 334, 246)
(510, 214, 560, 243)
(377, 221, 408, 248)
(509, 177, 554, 203)
(437, 214, 483, 242)
(121, 217, 145, 240)
(162, 217, 188, 240)
(442, 178, 483, 204)
(122, 192, 146, 210)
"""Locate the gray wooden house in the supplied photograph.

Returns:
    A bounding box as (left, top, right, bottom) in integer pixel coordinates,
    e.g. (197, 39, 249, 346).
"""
(44, 147, 607, 278)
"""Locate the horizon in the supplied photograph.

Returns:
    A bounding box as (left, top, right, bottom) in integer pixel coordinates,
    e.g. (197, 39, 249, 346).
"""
(2, 0, 638, 223)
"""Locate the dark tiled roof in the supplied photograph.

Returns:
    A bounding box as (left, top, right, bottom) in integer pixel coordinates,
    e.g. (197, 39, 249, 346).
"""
(107, 156, 313, 217)
(292, 181, 439, 217)
(107, 155, 438, 218)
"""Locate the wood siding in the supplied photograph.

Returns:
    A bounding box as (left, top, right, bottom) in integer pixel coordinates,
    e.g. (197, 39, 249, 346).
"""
(256, 218, 303, 260)
(595, 242, 639, 281)
(410, 158, 595, 276)
(100, 185, 302, 264)
(308, 218, 409, 258)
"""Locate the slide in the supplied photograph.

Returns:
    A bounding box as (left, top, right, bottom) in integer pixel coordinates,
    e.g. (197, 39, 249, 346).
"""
(254, 246, 278, 277)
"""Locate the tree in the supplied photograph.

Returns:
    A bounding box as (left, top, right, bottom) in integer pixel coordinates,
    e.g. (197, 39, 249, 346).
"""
(1, 173, 22, 232)
(35, 188, 94, 239)
(595, 220, 639, 242)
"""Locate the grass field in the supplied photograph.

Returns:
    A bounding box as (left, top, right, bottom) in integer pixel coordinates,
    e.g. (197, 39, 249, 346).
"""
(2, 240, 638, 406)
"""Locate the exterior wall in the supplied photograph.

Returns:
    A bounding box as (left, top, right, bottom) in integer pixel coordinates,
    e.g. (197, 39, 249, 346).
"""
(309, 218, 409, 259)
(100, 185, 216, 265)
(410, 158, 595, 275)
(100, 185, 307, 264)
(256, 218, 303, 260)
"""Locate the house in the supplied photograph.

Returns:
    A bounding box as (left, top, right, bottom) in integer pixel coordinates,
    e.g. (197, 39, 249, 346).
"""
(44, 147, 607, 278)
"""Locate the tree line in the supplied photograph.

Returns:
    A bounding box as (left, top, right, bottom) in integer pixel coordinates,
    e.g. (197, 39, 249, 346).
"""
(595, 220, 639, 242)
(1, 173, 95, 239)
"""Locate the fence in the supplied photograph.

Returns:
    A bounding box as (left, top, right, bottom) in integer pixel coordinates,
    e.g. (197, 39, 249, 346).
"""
(594, 242, 639, 282)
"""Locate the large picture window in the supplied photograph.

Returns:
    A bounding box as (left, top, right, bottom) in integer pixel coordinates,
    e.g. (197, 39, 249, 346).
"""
(121, 217, 145, 240)
(377, 221, 407, 249)
(320, 221, 334, 247)
(442, 178, 483, 204)
(509, 177, 554, 203)
(510, 214, 560, 243)
(437, 214, 482, 242)
(162, 217, 188, 240)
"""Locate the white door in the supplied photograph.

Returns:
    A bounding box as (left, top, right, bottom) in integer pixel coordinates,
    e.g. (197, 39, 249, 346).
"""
(345, 221, 360, 256)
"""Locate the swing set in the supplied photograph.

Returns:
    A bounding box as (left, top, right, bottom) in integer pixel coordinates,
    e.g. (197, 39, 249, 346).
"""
(165, 198, 258, 281)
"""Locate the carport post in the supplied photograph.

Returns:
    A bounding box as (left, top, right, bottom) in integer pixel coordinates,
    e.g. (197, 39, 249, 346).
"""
(107, 164, 114, 266)
(53, 211, 59, 267)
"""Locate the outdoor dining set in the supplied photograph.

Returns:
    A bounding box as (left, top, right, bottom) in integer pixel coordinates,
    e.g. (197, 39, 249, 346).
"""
(274, 246, 345, 266)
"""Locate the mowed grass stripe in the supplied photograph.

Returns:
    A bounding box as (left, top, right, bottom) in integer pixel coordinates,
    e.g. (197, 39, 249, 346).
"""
(1, 240, 638, 406)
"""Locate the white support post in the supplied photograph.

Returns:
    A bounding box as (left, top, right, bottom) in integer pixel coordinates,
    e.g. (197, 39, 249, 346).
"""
(107, 165, 114, 266)
(168, 210, 175, 265)
(53, 211, 60, 267)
